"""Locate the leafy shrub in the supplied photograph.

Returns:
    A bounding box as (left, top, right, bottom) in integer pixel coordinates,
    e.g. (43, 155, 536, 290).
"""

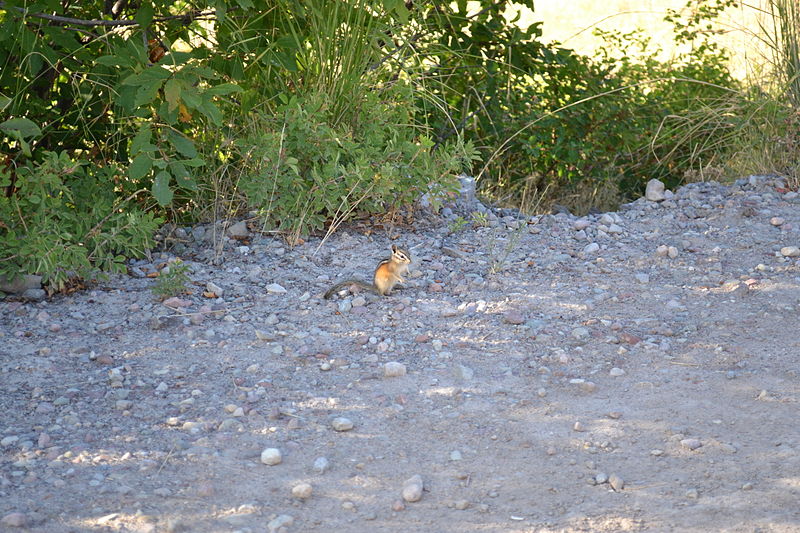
(0, 151, 161, 291)
(235, 86, 478, 239)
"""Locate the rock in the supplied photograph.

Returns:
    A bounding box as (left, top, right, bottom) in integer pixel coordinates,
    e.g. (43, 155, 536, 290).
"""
(163, 297, 191, 308)
(450, 450, 463, 461)
(780, 246, 800, 257)
(22, 288, 46, 301)
(656, 245, 669, 257)
(206, 281, 224, 297)
(0, 274, 42, 294)
(680, 438, 703, 451)
(646, 179, 666, 202)
(571, 327, 590, 340)
(227, 220, 249, 238)
(574, 219, 591, 230)
(402, 474, 424, 502)
(331, 417, 354, 432)
(291, 482, 313, 499)
(503, 310, 525, 325)
(770, 217, 785, 226)
(635, 273, 650, 284)
(610, 367, 625, 377)
(583, 242, 600, 254)
(267, 514, 294, 533)
(667, 246, 679, 258)
(595, 472, 608, 484)
(260, 448, 282, 465)
(608, 473, 624, 491)
(313, 457, 330, 474)
(1, 513, 28, 527)
(384, 362, 407, 377)
(266, 283, 287, 294)
(573, 421, 586, 432)
(454, 499, 470, 510)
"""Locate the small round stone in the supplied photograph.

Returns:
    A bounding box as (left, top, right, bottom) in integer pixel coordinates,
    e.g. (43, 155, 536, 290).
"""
(680, 438, 703, 451)
(291, 482, 313, 499)
(384, 362, 407, 377)
(331, 417, 354, 432)
(609, 473, 624, 491)
(313, 456, 330, 474)
(1, 513, 27, 528)
(402, 474, 423, 502)
(454, 499, 470, 510)
(260, 448, 282, 465)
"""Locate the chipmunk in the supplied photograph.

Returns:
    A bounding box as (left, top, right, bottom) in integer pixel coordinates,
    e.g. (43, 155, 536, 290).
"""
(324, 244, 412, 299)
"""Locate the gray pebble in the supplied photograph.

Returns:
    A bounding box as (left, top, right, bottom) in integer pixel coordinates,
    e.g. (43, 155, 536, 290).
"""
(313, 456, 330, 474)
(331, 417, 354, 432)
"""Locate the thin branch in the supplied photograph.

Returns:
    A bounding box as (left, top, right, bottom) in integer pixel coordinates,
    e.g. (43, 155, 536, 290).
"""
(0, 2, 216, 28)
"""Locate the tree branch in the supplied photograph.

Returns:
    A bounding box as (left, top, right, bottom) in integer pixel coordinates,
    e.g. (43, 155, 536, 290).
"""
(0, 2, 216, 28)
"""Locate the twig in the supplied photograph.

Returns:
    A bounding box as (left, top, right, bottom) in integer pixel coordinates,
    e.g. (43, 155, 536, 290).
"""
(0, 3, 216, 28)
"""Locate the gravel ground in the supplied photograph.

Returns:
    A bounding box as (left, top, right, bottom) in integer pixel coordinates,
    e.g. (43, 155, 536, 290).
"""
(1, 175, 799, 533)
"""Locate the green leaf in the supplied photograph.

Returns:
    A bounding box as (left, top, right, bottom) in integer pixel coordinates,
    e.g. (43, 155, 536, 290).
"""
(198, 97, 222, 125)
(135, 4, 155, 28)
(180, 87, 201, 109)
(131, 126, 153, 155)
(134, 80, 163, 107)
(129, 153, 153, 180)
(0, 96, 10, 111)
(169, 161, 197, 190)
(0, 118, 42, 138)
(168, 130, 197, 158)
(207, 83, 242, 96)
(152, 170, 173, 206)
(164, 79, 181, 111)
(181, 157, 206, 168)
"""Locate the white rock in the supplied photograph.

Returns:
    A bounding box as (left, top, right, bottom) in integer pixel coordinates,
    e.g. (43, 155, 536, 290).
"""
(655, 245, 669, 257)
(680, 438, 703, 451)
(610, 367, 625, 377)
(583, 242, 600, 254)
(667, 246, 679, 258)
(770, 217, 785, 226)
(291, 482, 313, 499)
(266, 283, 288, 293)
(609, 473, 624, 491)
(635, 273, 650, 284)
(780, 246, 800, 257)
(260, 448, 282, 465)
(402, 474, 424, 502)
(331, 417, 354, 432)
(645, 179, 666, 202)
(384, 362, 407, 377)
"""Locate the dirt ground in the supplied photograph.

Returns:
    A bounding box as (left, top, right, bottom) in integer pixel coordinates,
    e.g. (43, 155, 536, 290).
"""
(1, 175, 799, 533)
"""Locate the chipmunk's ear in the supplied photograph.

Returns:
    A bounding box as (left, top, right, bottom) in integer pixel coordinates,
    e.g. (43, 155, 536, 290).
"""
(391, 244, 398, 253)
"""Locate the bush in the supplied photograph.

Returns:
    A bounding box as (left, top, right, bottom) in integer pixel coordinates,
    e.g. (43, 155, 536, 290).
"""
(234, 86, 477, 239)
(0, 151, 160, 291)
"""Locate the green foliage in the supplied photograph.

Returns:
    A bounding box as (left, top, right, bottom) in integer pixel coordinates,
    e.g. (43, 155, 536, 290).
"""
(0, 151, 161, 291)
(236, 87, 478, 238)
(404, 0, 741, 211)
(448, 216, 469, 234)
(151, 259, 190, 299)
